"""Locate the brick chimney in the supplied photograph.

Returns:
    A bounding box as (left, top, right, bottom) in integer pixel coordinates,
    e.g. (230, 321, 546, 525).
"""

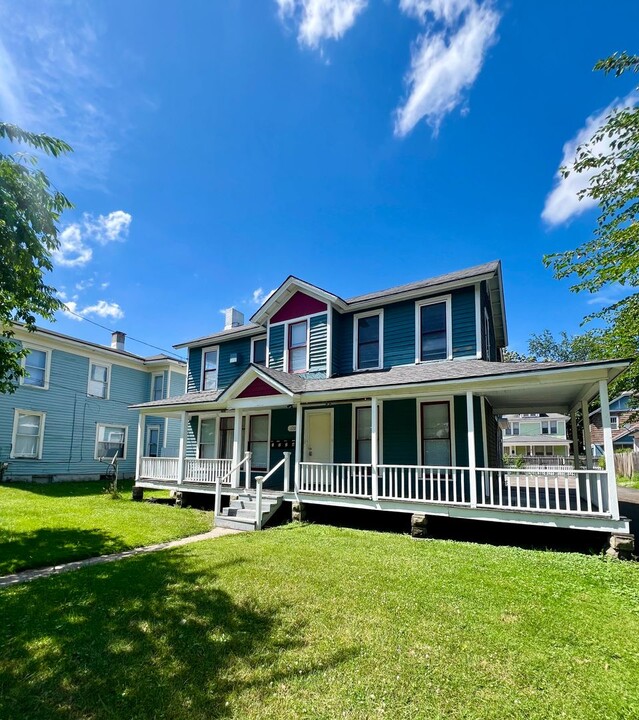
(111, 331, 126, 351)
(224, 308, 244, 330)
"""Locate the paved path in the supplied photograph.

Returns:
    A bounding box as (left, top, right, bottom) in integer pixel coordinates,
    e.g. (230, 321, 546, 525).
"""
(0, 527, 241, 589)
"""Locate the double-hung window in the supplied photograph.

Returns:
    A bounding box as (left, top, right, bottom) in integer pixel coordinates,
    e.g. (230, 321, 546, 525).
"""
(95, 423, 127, 459)
(88, 362, 109, 398)
(202, 348, 219, 390)
(288, 321, 308, 373)
(354, 312, 382, 370)
(11, 410, 45, 459)
(218, 416, 235, 459)
(199, 418, 217, 458)
(417, 297, 451, 362)
(251, 337, 267, 367)
(421, 402, 451, 466)
(248, 414, 269, 470)
(151, 373, 164, 401)
(22, 348, 49, 389)
(541, 420, 558, 435)
(610, 416, 619, 430)
(355, 406, 372, 463)
(506, 421, 520, 436)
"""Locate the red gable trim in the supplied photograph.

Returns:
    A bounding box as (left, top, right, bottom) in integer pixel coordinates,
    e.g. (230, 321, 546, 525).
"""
(271, 291, 327, 324)
(237, 378, 282, 399)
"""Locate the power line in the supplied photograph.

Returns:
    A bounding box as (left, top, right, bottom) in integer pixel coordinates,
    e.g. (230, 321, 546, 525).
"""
(63, 308, 186, 361)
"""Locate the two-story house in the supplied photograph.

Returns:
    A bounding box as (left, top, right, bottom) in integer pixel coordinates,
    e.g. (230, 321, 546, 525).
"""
(502, 413, 572, 463)
(0, 325, 186, 482)
(132, 261, 629, 538)
(589, 392, 639, 457)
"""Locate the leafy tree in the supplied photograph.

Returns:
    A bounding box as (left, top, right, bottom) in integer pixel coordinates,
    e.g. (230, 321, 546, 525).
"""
(0, 122, 72, 393)
(543, 52, 639, 393)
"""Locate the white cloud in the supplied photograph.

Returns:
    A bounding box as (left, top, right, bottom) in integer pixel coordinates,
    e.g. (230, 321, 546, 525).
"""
(61, 300, 83, 321)
(394, 0, 500, 136)
(53, 224, 93, 268)
(252, 287, 277, 306)
(275, 0, 367, 48)
(585, 283, 631, 307)
(100, 281, 110, 289)
(75, 278, 94, 291)
(86, 210, 132, 245)
(541, 93, 638, 226)
(80, 300, 124, 320)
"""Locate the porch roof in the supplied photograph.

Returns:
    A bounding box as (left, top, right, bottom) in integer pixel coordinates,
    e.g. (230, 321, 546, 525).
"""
(130, 357, 630, 415)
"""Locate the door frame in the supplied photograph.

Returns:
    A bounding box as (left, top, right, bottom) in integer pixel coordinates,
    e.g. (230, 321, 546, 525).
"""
(303, 408, 334, 463)
(145, 424, 162, 457)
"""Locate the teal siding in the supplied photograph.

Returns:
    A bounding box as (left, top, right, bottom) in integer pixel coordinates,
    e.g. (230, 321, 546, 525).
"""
(480, 281, 498, 361)
(0, 347, 149, 480)
(384, 301, 415, 368)
(452, 286, 477, 358)
(333, 404, 352, 463)
(187, 347, 202, 393)
(309, 314, 328, 375)
(453, 395, 485, 466)
(333, 311, 354, 375)
(268, 324, 285, 371)
(186, 416, 199, 458)
(382, 399, 417, 465)
(218, 337, 251, 389)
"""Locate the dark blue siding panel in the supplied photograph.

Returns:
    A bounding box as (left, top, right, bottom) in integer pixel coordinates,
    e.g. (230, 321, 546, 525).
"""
(187, 347, 202, 393)
(309, 314, 328, 375)
(384, 301, 415, 368)
(452, 286, 477, 358)
(382, 399, 417, 465)
(333, 311, 354, 375)
(268, 324, 285, 371)
(218, 337, 251, 389)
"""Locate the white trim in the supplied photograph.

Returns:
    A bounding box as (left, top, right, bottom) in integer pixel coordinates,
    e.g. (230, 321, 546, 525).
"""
(244, 410, 272, 472)
(87, 360, 111, 400)
(326, 304, 333, 379)
(20, 344, 52, 390)
(250, 335, 268, 366)
(196, 414, 218, 459)
(150, 372, 164, 402)
(145, 423, 162, 457)
(251, 277, 342, 325)
(415, 294, 453, 363)
(352, 309, 384, 372)
(303, 407, 334, 463)
(417, 396, 456, 466)
(474, 283, 482, 359)
(481, 396, 489, 466)
(269, 310, 328, 328)
(94, 422, 128, 461)
(200, 345, 220, 391)
(284, 318, 310, 374)
(351, 401, 382, 465)
(10, 408, 46, 459)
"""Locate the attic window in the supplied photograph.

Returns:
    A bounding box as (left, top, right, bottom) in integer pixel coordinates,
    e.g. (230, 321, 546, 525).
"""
(252, 337, 267, 367)
(288, 320, 308, 373)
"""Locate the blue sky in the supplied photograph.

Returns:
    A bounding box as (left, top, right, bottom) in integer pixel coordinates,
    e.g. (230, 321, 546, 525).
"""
(1, 0, 637, 359)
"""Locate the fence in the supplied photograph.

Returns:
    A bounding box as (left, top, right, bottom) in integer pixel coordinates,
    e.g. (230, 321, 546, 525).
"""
(613, 452, 639, 479)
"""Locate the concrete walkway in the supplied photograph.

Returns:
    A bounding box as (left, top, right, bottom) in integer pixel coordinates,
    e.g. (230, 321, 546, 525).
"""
(0, 527, 241, 589)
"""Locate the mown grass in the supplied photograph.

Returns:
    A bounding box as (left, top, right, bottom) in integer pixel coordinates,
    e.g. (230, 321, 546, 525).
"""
(618, 474, 639, 490)
(1, 523, 638, 719)
(0, 480, 211, 574)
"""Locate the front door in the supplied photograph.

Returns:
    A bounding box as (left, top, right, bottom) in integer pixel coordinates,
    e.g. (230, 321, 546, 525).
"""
(303, 410, 333, 463)
(146, 426, 161, 457)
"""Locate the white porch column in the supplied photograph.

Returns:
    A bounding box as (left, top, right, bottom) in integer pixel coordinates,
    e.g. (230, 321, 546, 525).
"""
(371, 397, 379, 501)
(570, 412, 579, 469)
(135, 412, 144, 480)
(599, 379, 620, 519)
(466, 391, 477, 508)
(294, 403, 303, 490)
(581, 399, 593, 469)
(232, 408, 242, 487)
(177, 410, 187, 485)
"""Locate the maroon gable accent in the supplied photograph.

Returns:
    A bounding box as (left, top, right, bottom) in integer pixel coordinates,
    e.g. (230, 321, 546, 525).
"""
(237, 378, 282, 398)
(271, 291, 327, 324)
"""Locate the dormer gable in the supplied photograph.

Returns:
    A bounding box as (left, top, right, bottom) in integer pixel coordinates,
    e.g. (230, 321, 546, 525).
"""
(251, 276, 346, 326)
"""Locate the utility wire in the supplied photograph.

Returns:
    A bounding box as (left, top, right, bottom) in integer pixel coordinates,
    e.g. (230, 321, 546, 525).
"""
(63, 307, 186, 361)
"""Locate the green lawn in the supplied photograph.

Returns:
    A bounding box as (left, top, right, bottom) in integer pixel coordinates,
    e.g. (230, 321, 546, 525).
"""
(1, 524, 638, 720)
(0, 480, 211, 575)
(618, 475, 639, 490)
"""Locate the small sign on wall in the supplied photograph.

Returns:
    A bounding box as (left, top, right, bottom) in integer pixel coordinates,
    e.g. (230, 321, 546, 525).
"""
(287, 425, 297, 432)
(271, 439, 295, 450)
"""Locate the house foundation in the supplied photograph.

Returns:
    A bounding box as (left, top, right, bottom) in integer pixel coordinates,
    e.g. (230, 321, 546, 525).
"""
(606, 533, 635, 560)
(411, 513, 429, 539)
(131, 486, 144, 501)
(292, 501, 307, 523)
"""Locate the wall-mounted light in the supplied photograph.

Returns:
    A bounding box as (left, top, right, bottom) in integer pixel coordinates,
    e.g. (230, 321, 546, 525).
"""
(230, 353, 238, 364)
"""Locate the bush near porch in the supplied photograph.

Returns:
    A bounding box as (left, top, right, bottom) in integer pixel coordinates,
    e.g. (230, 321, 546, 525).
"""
(0, 524, 637, 720)
(0, 480, 211, 575)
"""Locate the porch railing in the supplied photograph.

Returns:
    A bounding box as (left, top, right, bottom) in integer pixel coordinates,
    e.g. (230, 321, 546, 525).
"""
(298, 462, 372, 498)
(139, 457, 179, 482)
(184, 458, 233, 484)
(378, 464, 469, 504)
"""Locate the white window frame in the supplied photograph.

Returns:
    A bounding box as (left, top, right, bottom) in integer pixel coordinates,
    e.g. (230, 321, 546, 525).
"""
(87, 361, 111, 399)
(415, 295, 453, 363)
(197, 414, 218, 459)
(416, 397, 455, 466)
(353, 310, 384, 372)
(11, 409, 46, 459)
(610, 415, 619, 430)
(20, 345, 51, 390)
(245, 411, 271, 471)
(145, 424, 162, 457)
(200, 345, 220, 391)
(351, 402, 383, 464)
(483, 306, 492, 360)
(94, 423, 128, 461)
(250, 336, 268, 366)
(285, 319, 310, 374)
(151, 372, 164, 402)
(540, 420, 558, 435)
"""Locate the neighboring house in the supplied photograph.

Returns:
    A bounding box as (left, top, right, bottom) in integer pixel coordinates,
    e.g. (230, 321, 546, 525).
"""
(0, 325, 186, 481)
(590, 392, 639, 458)
(502, 413, 571, 460)
(133, 260, 629, 537)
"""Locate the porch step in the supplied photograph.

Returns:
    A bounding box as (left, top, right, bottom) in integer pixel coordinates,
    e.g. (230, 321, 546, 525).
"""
(215, 492, 284, 532)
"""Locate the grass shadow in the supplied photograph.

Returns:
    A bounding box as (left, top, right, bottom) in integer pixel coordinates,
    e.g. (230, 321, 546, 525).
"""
(0, 549, 357, 719)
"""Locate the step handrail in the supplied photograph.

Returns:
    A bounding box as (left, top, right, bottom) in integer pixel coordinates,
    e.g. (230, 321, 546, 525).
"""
(215, 452, 252, 517)
(254, 452, 290, 530)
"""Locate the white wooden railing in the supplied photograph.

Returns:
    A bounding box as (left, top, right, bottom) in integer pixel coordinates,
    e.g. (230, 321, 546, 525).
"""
(298, 462, 373, 498)
(139, 457, 179, 482)
(215, 452, 252, 517)
(378, 465, 469, 504)
(184, 458, 233, 484)
(254, 453, 291, 531)
(476, 467, 611, 515)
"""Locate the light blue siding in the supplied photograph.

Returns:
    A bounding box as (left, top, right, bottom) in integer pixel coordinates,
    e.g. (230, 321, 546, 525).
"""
(268, 324, 285, 371)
